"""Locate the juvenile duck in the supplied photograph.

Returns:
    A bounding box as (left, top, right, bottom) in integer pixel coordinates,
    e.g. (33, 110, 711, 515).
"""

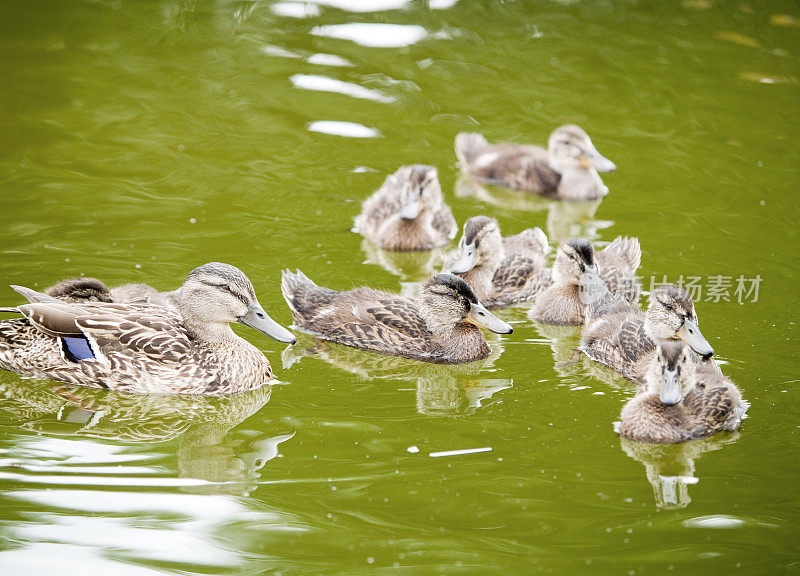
(0, 263, 296, 395)
(619, 342, 747, 443)
(581, 284, 715, 383)
(442, 216, 550, 308)
(529, 237, 641, 325)
(356, 165, 457, 251)
(281, 271, 512, 364)
(43, 277, 179, 309)
(455, 125, 616, 201)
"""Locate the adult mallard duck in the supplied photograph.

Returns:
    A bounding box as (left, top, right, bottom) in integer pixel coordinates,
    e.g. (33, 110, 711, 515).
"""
(44, 276, 180, 309)
(454, 125, 616, 201)
(0, 263, 296, 395)
(281, 270, 512, 364)
(580, 284, 715, 383)
(442, 215, 551, 308)
(529, 237, 641, 325)
(355, 165, 457, 251)
(619, 342, 748, 443)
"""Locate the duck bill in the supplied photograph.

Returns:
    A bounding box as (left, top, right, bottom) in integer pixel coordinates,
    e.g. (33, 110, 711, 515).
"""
(450, 243, 477, 274)
(677, 319, 713, 359)
(590, 153, 616, 172)
(399, 193, 422, 220)
(238, 303, 297, 344)
(659, 369, 682, 406)
(465, 302, 513, 334)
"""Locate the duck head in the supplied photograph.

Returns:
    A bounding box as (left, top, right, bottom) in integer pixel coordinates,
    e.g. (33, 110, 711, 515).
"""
(548, 125, 616, 174)
(397, 165, 442, 221)
(448, 216, 505, 275)
(179, 262, 296, 344)
(419, 273, 512, 336)
(45, 278, 114, 303)
(644, 341, 697, 406)
(645, 285, 714, 359)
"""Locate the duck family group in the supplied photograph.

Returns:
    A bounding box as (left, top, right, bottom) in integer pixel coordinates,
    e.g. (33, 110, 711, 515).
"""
(0, 125, 747, 444)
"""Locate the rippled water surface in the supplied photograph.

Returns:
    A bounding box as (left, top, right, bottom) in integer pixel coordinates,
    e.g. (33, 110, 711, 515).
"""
(1, 1, 799, 574)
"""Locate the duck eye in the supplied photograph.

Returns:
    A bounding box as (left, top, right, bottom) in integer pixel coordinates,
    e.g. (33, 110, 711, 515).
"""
(664, 303, 674, 311)
(219, 285, 233, 293)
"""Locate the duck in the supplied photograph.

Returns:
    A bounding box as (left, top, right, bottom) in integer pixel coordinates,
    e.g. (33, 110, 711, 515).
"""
(580, 284, 716, 383)
(442, 215, 551, 308)
(454, 125, 616, 201)
(0, 262, 297, 395)
(618, 341, 748, 443)
(43, 277, 180, 309)
(355, 165, 458, 251)
(281, 270, 512, 364)
(529, 237, 641, 325)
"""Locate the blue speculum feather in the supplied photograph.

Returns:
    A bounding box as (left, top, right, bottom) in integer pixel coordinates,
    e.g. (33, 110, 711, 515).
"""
(61, 337, 94, 361)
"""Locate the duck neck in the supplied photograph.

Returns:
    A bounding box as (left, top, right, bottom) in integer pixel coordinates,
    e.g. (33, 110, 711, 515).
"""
(183, 317, 238, 344)
(556, 167, 606, 200)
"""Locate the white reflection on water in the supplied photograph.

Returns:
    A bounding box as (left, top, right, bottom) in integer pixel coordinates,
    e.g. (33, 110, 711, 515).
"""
(294, 0, 411, 12)
(307, 120, 381, 138)
(290, 74, 395, 103)
(272, 2, 322, 18)
(0, 543, 165, 576)
(307, 53, 354, 67)
(311, 23, 428, 48)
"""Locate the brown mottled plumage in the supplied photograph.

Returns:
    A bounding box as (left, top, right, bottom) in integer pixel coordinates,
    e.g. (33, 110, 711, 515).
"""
(581, 285, 716, 383)
(356, 165, 457, 251)
(455, 125, 616, 201)
(0, 263, 296, 395)
(45, 276, 180, 309)
(442, 216, 551, 308)
(529, 237, 641, 326)
(619, 342, 747, 443)
(281, 271, 513, 364)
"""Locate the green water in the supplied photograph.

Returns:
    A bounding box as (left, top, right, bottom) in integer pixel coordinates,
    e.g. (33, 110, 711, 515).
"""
(1, 1, 799, 574)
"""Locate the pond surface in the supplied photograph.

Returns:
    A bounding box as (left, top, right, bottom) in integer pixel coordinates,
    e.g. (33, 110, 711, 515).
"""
(1, 1, 799, 574)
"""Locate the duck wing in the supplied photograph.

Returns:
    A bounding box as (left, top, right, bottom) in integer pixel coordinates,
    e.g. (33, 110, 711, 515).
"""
(502, 227, 549, 259)
(489, 254, 550, 307)
(431, 204, 457, 240)
(597, 236, 642, 303)
(465, 144, 560, 194)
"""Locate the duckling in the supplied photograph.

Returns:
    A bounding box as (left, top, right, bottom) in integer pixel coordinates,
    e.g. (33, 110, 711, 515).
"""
(442, 216, 550, 308)
(619, 342, 747, 443)
(455, 125, 616, 201)
(356, 165, 457, 251)
(43, 277, 180, 309)
(0, 263, 296, 395)
(581, 284, 716, 383)
(281, 271, 512, 364)
(529, 237, 641, 325)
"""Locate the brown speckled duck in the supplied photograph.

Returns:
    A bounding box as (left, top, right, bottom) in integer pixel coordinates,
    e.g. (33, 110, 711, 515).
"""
(0, 263, 296, 395)
(581, 284, 716, 383)
(529, 237, 641, 325)
(619, 342, 748, 443)
(281, 271, 512, 364)
(442, 216, 550, 308)
(455, 125, 616, 201)
(44, 277, 180, 309)
(355, 165, 457, 251)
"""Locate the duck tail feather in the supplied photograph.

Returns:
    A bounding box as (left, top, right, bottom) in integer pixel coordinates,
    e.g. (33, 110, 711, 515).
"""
(455, 132, 489, 165)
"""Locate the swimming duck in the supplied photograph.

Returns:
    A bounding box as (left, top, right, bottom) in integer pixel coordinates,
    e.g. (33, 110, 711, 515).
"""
(44, 277, 180, 309)
(529, 237, 641, 325)
(281, 270, 512, 364)
(355, 165, 457, 251)
(0, 263, 296, 395)
(454, 125, 616, 201)
(442, 216, 551, 308)
(618, 341, 747, 443)
(580, 284, 715, 383)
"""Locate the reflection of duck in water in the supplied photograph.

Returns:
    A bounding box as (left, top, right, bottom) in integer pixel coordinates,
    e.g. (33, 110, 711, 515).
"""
(619, 433, 740, 509)
(0, 263, 296, 395)
(359, 238, 448, 285)
(442, 216, 550, 308)
(281, 271, 512, 364)
(0, 377, 291, 495)
(455, 125, 615, 201)
(281, 334, 510, 416)
(618, 342, 748, 443)
(454, 176, 613, 244)
(354, 165, 457, 251)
